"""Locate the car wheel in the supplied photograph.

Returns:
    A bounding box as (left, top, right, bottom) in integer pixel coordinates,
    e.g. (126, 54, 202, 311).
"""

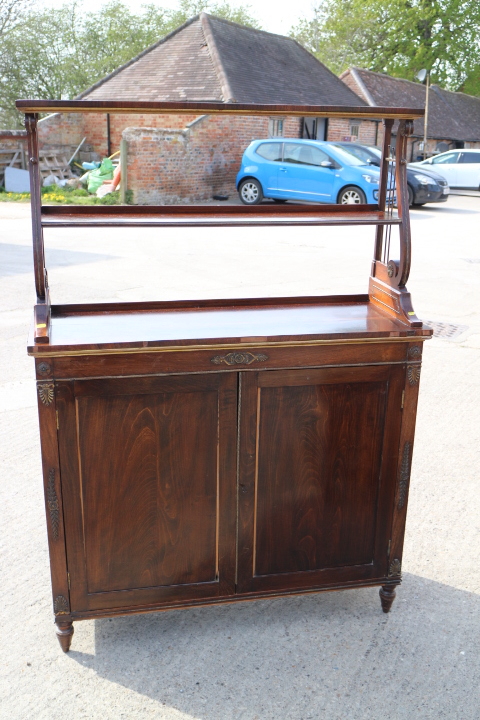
(338, 186, 366, 204)
(407, 185, 414, 207)
(239, 178, 263, 205)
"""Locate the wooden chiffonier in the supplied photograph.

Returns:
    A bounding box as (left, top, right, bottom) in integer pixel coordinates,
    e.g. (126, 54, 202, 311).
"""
(18, 99, 430, 652)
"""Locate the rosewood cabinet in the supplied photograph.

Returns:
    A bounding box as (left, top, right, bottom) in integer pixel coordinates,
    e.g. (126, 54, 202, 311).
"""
(20, 98, 431, 652)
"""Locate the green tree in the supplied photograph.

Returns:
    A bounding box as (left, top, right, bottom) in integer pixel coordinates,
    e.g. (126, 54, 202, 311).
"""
(0, 0, 32, 36)
(0, 0, 260, 127)
(290, 0, 480, 94)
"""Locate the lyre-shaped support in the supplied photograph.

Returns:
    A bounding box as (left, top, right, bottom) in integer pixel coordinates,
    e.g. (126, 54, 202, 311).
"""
(369, 119, 421, 326)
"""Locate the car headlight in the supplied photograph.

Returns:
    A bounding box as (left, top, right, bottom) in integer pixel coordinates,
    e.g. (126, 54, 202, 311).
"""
(414, 174, 431, 185)
(362, 174, 379, 184)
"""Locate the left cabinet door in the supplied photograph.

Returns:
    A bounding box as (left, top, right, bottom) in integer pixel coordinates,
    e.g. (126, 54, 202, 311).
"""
(56, 373, 237, 614)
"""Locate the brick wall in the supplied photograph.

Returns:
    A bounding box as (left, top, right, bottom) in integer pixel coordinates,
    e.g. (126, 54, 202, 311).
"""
(124, 114, 302, 204)
(38, 113, 84, 154)
(326, 117, 379, 145)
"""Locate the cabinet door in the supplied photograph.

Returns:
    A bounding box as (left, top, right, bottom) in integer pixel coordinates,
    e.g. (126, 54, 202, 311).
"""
(237, 366, 404, 594)
(56, 373, 237, 613)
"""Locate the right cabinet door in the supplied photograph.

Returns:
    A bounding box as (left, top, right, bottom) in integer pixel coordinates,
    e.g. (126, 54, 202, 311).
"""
(237, 365, 404, 594)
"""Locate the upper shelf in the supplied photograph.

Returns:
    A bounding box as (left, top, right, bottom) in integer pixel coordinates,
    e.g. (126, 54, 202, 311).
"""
(41, 204, 401, 228)
(16, 99, 425, 120)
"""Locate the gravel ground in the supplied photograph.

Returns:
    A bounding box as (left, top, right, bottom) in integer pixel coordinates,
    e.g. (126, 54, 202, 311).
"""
(0, 196, 479, 720)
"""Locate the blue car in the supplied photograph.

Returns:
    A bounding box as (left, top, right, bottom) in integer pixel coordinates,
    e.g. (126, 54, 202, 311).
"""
(236, 139, 381, 205)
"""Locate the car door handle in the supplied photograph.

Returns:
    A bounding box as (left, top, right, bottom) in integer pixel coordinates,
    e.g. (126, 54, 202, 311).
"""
(280, 167, 287, 172)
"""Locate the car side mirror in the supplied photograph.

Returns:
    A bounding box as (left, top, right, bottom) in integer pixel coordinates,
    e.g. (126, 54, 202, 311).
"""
(320, 160, 333, 168)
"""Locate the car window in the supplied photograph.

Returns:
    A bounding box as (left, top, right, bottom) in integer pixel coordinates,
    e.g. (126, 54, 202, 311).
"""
(255, 143, 283, 161)
(329, 145, 364, 166)
(431, 152, 459, 165)
(283, 143, 329, 166)
(459, 152, 480, 164)
(336, 145, 372, 163)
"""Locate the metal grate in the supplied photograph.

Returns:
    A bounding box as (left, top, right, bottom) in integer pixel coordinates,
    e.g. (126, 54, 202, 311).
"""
(424, 321, 469, 340)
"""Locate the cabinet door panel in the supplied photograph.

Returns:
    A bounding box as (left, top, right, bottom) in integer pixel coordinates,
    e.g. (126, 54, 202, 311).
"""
(57, 373, 237, 612)
(237, 366, 404, 593)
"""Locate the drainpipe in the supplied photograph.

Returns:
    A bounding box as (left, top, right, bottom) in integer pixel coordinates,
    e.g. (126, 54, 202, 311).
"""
(106, 113, 111, 157)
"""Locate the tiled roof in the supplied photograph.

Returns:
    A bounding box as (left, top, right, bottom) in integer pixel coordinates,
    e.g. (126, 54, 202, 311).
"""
(79, 17, 223, 101)
(79, 13, 365, 107)
(341, 67, 480, 141)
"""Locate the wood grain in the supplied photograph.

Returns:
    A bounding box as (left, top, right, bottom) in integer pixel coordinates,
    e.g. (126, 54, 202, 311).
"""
(237, 365, 405, 593)
(57, 373, 237, 611)
(16, 99, 425, 118)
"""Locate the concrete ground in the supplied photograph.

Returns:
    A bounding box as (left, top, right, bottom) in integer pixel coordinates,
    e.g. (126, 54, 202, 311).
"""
(0, 195, 479, 719)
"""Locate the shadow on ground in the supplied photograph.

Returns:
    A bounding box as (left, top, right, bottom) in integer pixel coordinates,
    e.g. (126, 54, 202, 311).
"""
(67, 574, 480, 719)
(0, 243, 115, 277)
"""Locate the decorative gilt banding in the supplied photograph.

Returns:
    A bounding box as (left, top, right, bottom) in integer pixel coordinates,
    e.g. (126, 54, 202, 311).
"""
(47, 469, 59, 540)
(38, 382, 54, 405)
(388, 559, 402, 577)
(407, 365, 421, 385)
(408, 346, 421, 359)
(398, 442, 411, 509)
(54, 595, 69, 615)
(211, 351, 268, 366)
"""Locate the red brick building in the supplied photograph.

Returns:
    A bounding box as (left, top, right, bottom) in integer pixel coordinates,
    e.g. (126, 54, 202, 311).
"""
(38, 13, 368, 203)
(341, 67, 480, 161)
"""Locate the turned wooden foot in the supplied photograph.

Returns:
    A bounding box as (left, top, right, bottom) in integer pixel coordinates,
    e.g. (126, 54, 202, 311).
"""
(379, 585, 396, 613)
(55, 621, 74, 652)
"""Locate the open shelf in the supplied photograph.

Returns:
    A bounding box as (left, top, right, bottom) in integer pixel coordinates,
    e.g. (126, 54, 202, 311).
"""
(41, 204, 401, 228)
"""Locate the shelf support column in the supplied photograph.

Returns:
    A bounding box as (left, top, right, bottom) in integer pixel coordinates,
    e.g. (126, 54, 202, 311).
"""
(25, 112, 50, 343)
(394, 119, 414, 287)
(373, 119, 393, 267)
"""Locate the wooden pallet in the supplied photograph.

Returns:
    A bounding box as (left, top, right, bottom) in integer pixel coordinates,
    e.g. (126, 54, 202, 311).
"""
(38, 153, 74, 181)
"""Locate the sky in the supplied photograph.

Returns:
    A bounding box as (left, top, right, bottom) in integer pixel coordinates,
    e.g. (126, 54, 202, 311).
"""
(42, 0, 317, 35)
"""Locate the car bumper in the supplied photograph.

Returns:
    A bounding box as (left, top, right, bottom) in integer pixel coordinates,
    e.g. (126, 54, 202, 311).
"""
(413, 186, 449, 204)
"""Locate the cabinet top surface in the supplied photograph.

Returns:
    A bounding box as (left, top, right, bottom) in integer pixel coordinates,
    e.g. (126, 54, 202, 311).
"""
(28, 297, 431, 356)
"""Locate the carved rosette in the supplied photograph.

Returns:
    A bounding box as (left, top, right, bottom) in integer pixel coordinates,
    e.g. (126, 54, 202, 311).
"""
(407, 366, 421, 385)
(388, 559, 402, 578)
(211, 351, 268, 366)
(37, 361, 51, 375)
(408, 346, 421, 359)
(38, 382, 54, 406)
(54, 595, 69, 615)
(47, 469, 59, 541)
(398, 442, 411, 509)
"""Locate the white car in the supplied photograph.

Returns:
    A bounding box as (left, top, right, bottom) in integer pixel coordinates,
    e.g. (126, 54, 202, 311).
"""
(410, 148, 480, 189)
